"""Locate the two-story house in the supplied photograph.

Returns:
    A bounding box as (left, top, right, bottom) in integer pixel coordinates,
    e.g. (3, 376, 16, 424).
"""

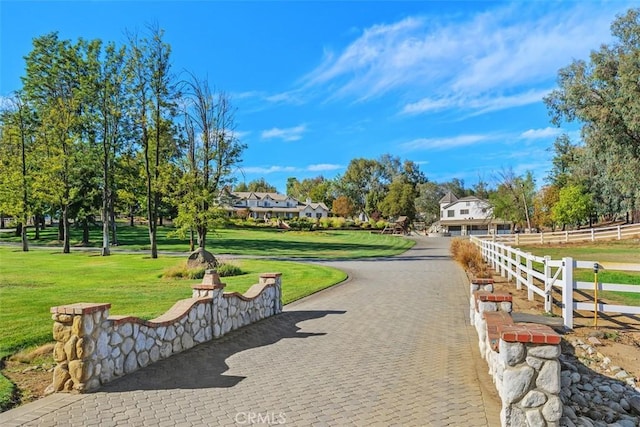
(224, 191, 329, 220)
(437, 192, 511, 236)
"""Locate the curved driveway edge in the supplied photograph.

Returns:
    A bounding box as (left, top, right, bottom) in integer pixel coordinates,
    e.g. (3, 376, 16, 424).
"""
(1, 236, 500, 426)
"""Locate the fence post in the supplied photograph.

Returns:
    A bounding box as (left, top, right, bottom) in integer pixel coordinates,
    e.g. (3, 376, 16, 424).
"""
(591, 229, 595, 242)
(544, 255, 552, 313)
(507, 247, 514, 282)
(526, 254, 534, 301)
(618, 225, 621, 240)
(515, 250, 522, 290)
(562, 257, 574, 329)
(540, 232, 544, 244)
(565, 231, 568, 243)
(515, 233, 519, 246)
(500, 245, 507, 278)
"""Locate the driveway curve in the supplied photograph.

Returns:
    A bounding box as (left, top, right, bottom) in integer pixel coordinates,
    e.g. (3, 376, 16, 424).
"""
(1, 236, 500, 426)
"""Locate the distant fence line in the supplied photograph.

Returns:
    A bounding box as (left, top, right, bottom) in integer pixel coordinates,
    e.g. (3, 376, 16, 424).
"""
(479, 223, 640, 246)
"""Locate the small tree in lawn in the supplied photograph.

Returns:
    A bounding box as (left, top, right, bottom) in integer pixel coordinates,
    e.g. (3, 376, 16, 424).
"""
(552, 184, 593, 229)
(173, 72, 245, 251)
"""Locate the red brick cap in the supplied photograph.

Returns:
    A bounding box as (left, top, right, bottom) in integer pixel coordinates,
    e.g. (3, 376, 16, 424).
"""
(483, 311, 515, 351)
(474, 290, 513, 303)
(500, 323, 562, 345)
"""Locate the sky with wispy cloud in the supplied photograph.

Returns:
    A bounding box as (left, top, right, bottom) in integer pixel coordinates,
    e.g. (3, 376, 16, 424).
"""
(1, 0, 636, 192)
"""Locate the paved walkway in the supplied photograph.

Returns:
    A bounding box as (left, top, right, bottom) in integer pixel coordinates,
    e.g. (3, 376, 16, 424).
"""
(0, 236, 501, 426)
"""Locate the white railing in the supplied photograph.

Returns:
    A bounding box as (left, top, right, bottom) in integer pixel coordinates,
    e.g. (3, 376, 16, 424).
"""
(477, 223, 640, 246)
(469, 236, 640, 329)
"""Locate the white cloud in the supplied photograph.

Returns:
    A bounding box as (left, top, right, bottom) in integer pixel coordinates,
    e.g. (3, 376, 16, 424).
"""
(307, 163, 342, 172)
(401, 134, 491, 151)
(520, 127, 562, 140)
(242, 165, 299, 174)
(261, 125, 307, 141)
(301, 2, 627, 114)
(230, 130, 251, 140)
(402, 88, 551, 116)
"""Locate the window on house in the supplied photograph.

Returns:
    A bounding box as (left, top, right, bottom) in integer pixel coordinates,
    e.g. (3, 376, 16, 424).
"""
(306, 213, 312, 218)
(460, 209, 469, 215)
(447, 210, 455, 217)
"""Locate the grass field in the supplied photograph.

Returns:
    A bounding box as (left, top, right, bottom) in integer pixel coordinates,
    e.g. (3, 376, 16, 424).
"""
(0, 224, 414, 258)
(519, 241, 640, 306)
(0, 248, 352, 358)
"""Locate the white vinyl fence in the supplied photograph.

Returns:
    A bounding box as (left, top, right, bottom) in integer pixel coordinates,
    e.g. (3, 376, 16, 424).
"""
(469, 236, 640, 329)
(482, 223, 640, 246)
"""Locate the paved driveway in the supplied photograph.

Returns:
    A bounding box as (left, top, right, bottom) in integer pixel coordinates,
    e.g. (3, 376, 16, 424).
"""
(1, 236, 500, 426)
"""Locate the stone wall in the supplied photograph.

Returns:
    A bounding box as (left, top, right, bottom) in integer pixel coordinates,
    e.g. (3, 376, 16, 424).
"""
(469, 278, 563, 427)
(47, 270, 282, 394)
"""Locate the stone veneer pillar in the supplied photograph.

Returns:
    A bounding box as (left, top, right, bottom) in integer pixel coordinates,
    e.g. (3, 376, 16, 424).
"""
(48, 303, 111, 393)
(259, 272, 283, 314)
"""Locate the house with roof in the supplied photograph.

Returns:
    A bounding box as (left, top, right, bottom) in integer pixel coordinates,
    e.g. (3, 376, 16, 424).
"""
(223, 191, 330, 220)
(435, 191, 511, 236)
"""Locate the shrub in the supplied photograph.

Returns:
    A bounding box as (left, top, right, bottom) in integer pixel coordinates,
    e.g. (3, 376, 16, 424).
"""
(162, 263, 206, 280)
(319, 217, 332, 228)
(331, 217, 346, 228)
(217, 262, 244, 277)
(375, 220, 387, 229)
(450, 238, 492, 278)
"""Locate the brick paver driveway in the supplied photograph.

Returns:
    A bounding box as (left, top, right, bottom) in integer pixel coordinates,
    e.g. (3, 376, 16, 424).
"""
(1, 236, 500, 426)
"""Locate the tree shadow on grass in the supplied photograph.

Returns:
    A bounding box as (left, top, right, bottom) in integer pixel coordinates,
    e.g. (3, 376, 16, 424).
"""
(99, 310, 345, 392)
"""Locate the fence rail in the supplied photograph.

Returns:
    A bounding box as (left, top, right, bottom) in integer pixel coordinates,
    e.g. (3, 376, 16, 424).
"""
(470, 236, 640, 329)
(478, 223, 640, 246)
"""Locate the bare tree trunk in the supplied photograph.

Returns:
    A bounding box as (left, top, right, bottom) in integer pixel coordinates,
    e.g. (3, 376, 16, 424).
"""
(35, 214, 41, 240)
(82, 218, 90, 245)
(62, 206, 70, 254)
(101, 139, 110, 255)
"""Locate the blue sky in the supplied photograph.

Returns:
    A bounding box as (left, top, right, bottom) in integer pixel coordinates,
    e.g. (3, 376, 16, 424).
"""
(1, 1, 636, 193)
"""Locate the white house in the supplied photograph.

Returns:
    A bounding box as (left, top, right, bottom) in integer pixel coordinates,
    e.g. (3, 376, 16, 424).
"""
(224, 191, 329, 220)
(436, 192, 511, 236)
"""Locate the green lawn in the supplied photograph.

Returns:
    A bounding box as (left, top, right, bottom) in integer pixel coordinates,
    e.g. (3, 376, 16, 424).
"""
(519, 241, 640, 306)
(0, 224, 414, 258)
(0, 248, 349, 358)
(519, 240, 640, 264)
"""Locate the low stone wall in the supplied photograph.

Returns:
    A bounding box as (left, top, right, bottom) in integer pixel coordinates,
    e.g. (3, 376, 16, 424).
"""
(469, 278, 563, 426)
(47, 270, 282, 394)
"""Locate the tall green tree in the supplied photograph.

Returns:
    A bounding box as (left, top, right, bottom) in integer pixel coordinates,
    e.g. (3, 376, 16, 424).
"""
(379, 177, 417, 221)
(84, 40, 128, 255)
(552, 184, 593, 228)
(545, 8, 640, 222)
(246, 178, 276, 193)
(489, 169, 536, 231)
(126, 26, 178, 258)
(22, 33, 88, 253)
(0, 94, 32, 251)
